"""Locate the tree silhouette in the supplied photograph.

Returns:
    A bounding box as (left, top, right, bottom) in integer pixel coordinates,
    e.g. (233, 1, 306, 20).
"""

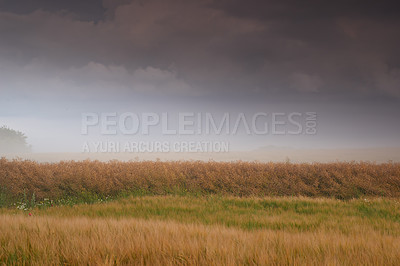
(0, 126, 31, 154)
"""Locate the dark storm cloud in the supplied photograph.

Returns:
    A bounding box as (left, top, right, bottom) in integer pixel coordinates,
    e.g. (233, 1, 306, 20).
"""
(1, 0, 400, 101)
(0, 0, 105, 21)
(210, 0, 400, 20)
(1, 0, 400, 152)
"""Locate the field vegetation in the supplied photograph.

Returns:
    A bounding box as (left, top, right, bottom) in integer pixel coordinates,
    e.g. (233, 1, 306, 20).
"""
(1, 158, 400, 265)
(1, 196, 400, 265)
(1, 158, 400, 208)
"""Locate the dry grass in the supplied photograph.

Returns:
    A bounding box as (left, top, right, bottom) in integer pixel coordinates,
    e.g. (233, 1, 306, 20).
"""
(1, 213, 400, 265)
(1, 158, 400, 205)
(1, 158, 400, 264)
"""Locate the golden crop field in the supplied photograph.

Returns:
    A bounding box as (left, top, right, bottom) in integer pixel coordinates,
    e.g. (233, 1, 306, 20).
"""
(1, 158, 400, 203)
(1, 158, 400, 265)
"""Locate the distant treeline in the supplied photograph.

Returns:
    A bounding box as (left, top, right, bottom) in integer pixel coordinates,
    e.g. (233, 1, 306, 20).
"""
(0, 126, 31, 154)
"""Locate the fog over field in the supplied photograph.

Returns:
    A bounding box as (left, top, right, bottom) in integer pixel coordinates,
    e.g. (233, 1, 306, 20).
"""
(1, 0, 400, 160)
(3, 147, 399, 163)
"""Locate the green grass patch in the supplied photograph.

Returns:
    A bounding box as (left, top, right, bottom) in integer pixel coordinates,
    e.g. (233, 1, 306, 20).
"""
(2, 195, 400, 235)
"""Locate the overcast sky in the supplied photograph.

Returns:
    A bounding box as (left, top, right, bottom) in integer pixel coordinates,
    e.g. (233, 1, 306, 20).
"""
(1, 0, 399, 152)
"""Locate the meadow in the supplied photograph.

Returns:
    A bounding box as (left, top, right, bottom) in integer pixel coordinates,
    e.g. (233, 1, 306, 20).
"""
(1, 158, 400, 265)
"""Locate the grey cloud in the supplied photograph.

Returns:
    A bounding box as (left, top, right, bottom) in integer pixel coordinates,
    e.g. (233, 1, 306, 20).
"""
(0, 0, 105, 21)
(0, 0, 400, 101)
(290, 73, 323, 93)
(2, 0, 400, 152)
(373, 65, 400, 98)
(0, 59, 195, 102)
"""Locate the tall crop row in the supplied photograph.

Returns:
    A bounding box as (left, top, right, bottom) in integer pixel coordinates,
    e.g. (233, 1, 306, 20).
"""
(1, 158, 400, 201)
